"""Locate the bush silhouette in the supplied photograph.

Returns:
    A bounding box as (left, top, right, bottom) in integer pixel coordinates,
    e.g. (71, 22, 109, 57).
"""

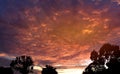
(10, 55, 34, 74)
(83, 43, 120, 74)
(42, 65, 58, 74)
(0, 66, 13, 74)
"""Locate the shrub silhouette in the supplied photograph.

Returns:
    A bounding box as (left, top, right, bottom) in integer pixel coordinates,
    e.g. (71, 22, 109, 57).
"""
(0, 66, 13, 74)
(10, 55, 34, 74)
(83, 43, 120, 74)
(42, 65, 58, 74)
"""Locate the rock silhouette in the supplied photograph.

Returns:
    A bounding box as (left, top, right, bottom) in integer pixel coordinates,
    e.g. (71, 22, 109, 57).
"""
(42, 65, 58, 74)
(83, 43, 120, 74)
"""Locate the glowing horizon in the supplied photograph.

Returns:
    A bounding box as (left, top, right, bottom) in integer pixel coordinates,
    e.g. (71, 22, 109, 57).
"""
(33, 65, 85, 74)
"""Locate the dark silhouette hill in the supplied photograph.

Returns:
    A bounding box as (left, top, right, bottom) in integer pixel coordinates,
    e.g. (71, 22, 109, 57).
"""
(83, 43, 120, 74)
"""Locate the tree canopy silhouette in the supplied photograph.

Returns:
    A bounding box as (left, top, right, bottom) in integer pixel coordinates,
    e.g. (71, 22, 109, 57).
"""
(42, 65, 58, 74)
(83, 43, 120, 74)
(10, 55, 34, 74)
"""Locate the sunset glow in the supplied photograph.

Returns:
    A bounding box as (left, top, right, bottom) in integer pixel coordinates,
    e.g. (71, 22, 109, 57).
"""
(33, 66, 85, 74)
(57, 68, 84, 74)
(0, 0, 120, 74)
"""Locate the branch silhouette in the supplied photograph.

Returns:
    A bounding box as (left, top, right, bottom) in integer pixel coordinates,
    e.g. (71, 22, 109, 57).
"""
(10, 55, 34, 74)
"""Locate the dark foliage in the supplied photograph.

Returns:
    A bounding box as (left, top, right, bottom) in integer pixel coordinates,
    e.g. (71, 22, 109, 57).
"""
(42, 65, 58, 74)
(10, 55, 34, 74)
(83, 43, 120, 74)
(0, 66, 13, 74)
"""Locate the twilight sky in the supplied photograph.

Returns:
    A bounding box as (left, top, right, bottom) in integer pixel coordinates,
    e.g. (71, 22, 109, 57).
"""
(0, 0, 120, 67)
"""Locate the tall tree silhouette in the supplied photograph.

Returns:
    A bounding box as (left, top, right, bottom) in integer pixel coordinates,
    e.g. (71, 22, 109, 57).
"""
(10, 55, 34, 74)
(42, 65, 58, 74)
(83, 43, 120, 74)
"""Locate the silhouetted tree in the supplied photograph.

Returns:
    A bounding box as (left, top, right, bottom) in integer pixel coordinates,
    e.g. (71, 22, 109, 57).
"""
(42, 65, 58, 74)
(10, 55, 34, 74)
(90, 50, 98, 62)
(0, 66, 13, 74)
(83, 43, 120, 74)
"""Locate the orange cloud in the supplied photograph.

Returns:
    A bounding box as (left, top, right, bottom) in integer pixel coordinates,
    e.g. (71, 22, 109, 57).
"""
(0, 53, 15, 60)
(0, 0, 120, 68)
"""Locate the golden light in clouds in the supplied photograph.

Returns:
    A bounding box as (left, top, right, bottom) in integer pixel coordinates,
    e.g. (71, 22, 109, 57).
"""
(82, 29, 93, 34)
(13, 9, 111, 66)
(0, 0, 120, 74)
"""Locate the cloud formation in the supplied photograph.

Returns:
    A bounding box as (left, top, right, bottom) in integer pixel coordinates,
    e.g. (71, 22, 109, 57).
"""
(0, 0, 120, 66)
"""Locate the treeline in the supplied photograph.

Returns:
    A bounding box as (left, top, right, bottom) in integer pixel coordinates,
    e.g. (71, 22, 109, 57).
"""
(0, 43, 120, 74)
(0, 55, 58, 74)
